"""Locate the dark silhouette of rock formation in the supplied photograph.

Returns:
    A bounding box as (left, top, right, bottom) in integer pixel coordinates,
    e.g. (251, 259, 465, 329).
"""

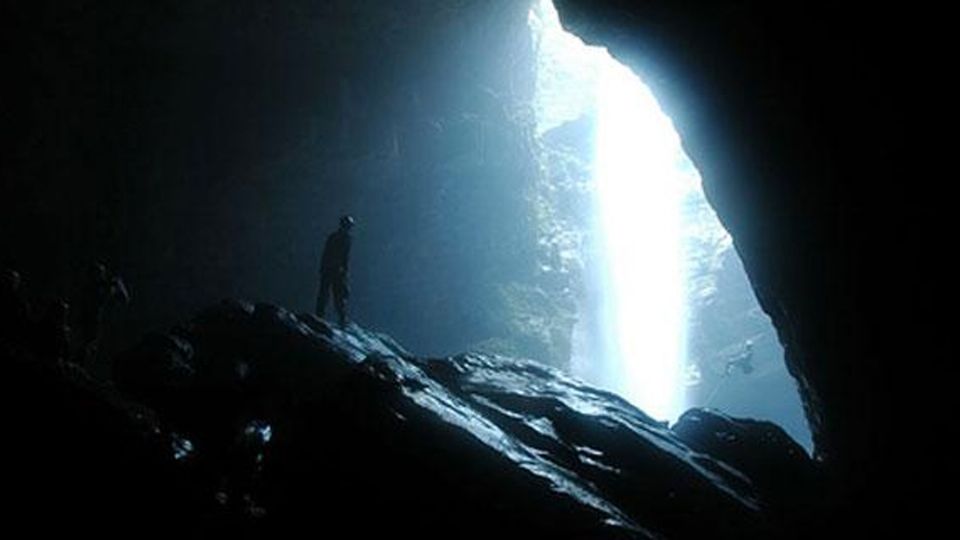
(5, 301, 818, 538)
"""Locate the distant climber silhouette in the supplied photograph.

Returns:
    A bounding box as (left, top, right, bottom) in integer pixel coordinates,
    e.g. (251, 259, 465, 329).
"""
(316, 215, 354, 326)
(724, 340, 755, 376)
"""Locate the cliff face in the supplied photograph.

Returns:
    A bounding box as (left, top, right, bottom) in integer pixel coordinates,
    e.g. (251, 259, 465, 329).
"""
(4, 302, 817, 538)
(551, 0, 904, 526)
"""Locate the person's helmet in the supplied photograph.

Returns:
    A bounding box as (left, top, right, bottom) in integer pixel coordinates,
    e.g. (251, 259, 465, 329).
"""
(340, 215, 355, 229)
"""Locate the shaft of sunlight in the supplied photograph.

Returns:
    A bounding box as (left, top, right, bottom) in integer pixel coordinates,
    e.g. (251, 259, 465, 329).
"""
(594, 60, 688, 421)
(530, 0, 694, 421)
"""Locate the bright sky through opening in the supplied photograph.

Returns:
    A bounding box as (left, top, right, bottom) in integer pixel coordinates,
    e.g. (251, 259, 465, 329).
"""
(530, 0, 701, 421)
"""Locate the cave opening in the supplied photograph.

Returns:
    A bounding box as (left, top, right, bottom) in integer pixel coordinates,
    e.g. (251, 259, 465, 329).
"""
(528, 0, 811, 449)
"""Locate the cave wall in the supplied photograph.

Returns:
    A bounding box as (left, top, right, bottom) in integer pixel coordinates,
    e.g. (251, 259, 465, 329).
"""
(551, 0, 902, 522)
(2, 1, 572, 368)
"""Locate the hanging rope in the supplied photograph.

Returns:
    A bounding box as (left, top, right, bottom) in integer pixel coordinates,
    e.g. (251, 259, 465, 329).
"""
(703, 373, 729, 408)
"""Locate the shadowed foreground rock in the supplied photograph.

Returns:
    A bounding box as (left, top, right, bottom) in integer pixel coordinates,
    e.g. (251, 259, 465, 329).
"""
(7, 301, 820, 538)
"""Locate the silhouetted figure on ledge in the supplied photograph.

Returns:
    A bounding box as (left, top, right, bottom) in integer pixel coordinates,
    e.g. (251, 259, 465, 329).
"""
(76, 262, 129, 364)
(316, 215, 354, 327)
(724, 340, 754, 376)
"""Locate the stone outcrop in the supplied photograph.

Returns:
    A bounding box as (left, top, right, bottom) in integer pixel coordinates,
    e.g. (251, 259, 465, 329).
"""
(6, 302, 818, 537)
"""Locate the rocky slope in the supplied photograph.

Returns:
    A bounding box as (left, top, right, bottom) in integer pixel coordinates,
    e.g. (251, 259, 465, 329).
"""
(6, 301, 818, 538)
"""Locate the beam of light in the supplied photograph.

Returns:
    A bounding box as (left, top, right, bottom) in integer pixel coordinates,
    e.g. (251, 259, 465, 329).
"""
(593, 62, 688, 421)
(530, 0, 696, 422)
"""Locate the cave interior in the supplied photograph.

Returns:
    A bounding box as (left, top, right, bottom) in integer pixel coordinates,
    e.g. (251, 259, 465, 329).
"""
(1, 0, 921, 537)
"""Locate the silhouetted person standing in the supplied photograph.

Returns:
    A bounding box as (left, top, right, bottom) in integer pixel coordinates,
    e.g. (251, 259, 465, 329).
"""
(316, 215, 354, 326)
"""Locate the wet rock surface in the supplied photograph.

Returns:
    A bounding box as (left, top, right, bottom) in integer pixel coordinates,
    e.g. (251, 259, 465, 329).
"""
(673, 409, 822, 527)
(7, 301, 818, 538)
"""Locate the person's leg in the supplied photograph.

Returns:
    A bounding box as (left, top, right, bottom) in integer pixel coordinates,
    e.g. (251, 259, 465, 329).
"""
(333, 281, 348, 327)
(315, 275, 331, 318)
